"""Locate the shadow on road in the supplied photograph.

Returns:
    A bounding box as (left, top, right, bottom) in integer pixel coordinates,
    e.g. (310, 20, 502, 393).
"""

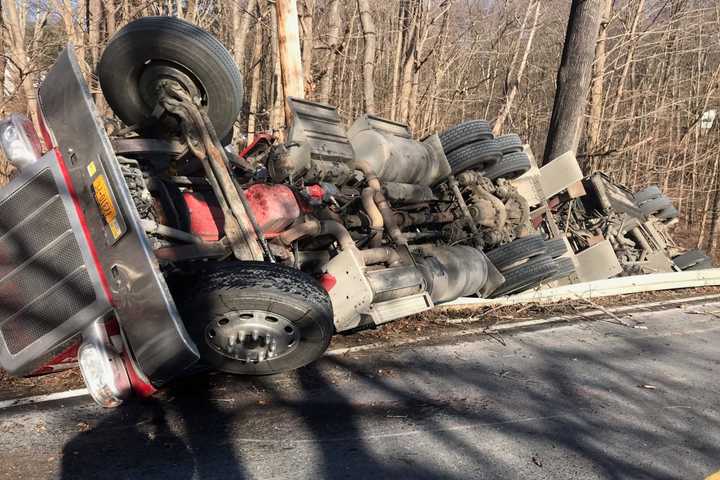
(58, 319, 720, 479)
(60, 375, 247, 479)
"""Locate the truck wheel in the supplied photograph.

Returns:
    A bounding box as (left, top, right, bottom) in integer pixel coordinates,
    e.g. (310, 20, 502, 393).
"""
(687, 259, 713, 270)
(639, 196, 672, 216)
(548, 257, 575, 281)
(491, 255, 557, 297)
(177, 262, 334, 375)
(439, 120, 493, 155)
(544, 238, 568, 259)
(98, 16, 243, 141)
(673, 250, 712, 271)
(486, 235, 546, 271)
(484, 151, 532, 180)
(656, 206, 679, 221)
(634, 186, 662, 205)
(494, 134, 524, 155)
(446, 139, 502, 175)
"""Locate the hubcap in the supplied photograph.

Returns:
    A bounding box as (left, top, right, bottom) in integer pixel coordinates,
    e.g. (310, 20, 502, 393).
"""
(205, 310, 299, 363)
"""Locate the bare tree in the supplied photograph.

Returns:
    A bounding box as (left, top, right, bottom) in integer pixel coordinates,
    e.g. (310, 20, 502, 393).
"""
(587, 0, 613, 156)
(247, 2, 264, 141)
(544, 0, 604, 164)
(0, 0, 5, 113)
(357, 0, 376, 113)
(317, 0, 341, 104)
(299, 0, 315, 95)
(275, 0, 305, 125)
(3, 0, 43, 129)
(233, 0, 259, 71)
(493, 0, 541, 135)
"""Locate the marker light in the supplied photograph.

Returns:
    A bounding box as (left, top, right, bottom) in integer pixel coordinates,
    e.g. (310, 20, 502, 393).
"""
(0, 114, 43, 170)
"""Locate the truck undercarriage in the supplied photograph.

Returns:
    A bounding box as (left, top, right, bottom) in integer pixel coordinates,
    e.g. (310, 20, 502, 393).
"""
(0, 17, 710, 407)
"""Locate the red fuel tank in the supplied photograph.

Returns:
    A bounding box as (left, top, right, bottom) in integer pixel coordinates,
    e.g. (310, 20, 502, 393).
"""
(183, 184, 301, 241)
(244, 184, 301, 237)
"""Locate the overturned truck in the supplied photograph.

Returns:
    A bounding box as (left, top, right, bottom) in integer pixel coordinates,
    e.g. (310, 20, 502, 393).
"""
(0, 17, 705, 407)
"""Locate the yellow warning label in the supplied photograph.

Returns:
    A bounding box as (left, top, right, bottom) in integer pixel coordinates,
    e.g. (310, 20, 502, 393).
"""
(109, 218, 122, 239)
(87, 161, 96, 177)
(92, 174, 117, 226)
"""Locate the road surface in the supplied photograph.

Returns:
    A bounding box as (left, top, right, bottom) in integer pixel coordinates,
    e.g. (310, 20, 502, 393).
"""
(1, 301, 719, 479)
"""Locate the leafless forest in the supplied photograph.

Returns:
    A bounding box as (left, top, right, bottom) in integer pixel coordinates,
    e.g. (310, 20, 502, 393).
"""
(1, 0, 719, 254)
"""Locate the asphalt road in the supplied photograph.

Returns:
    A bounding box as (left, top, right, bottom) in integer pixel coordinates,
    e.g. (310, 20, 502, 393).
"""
(1, 302, 720, 479)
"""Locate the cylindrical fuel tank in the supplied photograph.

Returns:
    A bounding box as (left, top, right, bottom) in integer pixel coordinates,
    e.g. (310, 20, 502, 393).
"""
(415, 246, 489, 303)
(348, 115, 451, 186)
(366, 265, 427, 303)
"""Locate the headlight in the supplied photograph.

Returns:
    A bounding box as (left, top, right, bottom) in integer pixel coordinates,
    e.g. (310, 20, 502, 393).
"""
(78, 323, 131, 408)
(0, 114, 42, 170)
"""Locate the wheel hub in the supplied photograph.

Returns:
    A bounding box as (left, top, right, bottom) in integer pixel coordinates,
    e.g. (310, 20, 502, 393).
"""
(205, 310, 299, 363)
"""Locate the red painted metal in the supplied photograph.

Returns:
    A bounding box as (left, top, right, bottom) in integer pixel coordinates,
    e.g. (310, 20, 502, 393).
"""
(123, 351, 157, 397)
(30, 342, 80, 376)
(305, 184, 325, 202)
(244, 184, 300, 237)
(183, 191, 225, 242)
(239, 132, 274, 159)
(319, 273, 337, 292)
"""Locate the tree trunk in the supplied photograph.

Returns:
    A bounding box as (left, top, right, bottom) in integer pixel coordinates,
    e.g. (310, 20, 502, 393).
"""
(274, 0, 305, 125)
(0, 0, 5, 113)
(3, 0, 40, 129)
(604, 0, 645, 143)
(543, 0, 604, 164)
(186, 0, 197, 23)
(269, 6, 285, 131)
(390, 1, 410, 120)
(105, 0, 117, 38)
(247, 3, 264, 142)
(299, 0, 315, 96)
(357, 0, 376, 113)
(317, 0, 341, 104)
(587, 0, 613, 155)
(398, 2, 419, 123)
(234, 0, 258, 72)
(493, 0, 540, 135)
(89, 0, 102, 64)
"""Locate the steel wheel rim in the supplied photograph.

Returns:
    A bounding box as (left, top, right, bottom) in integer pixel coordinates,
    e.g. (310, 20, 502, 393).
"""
(205, 310, 299, 363)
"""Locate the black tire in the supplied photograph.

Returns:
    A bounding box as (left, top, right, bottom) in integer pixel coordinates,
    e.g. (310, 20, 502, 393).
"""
(177, 262, 334, 375)
(484, 151, 532, 180)
(439, 120, 493, 155)
(98, 16, 243, 141)
(656, 206, 679, 221)
(639, 196, 672, 216)
(544, 238, 568, 259)
(634, 186, 662, 205)
(548, 257, 575, 281)
(687, 258, 713, 271)
(486, 235, 547, 271)
(494, 134, 524, 155)
(673, 249, 711, 270)
(491, 255, 558, 297)
(446, 139, 502, 175)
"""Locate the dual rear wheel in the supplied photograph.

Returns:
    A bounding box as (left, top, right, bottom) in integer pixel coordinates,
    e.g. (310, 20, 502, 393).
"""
(439, 121, 531, 179)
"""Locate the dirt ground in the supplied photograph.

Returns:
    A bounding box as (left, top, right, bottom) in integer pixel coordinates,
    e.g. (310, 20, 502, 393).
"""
(2, 285, 719, 401)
